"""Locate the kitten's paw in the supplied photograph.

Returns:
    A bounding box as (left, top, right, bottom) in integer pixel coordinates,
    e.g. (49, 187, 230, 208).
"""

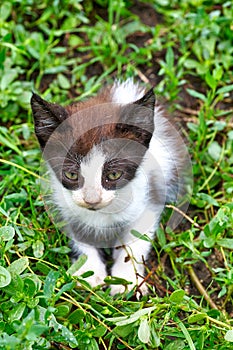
(110, 284, 127, 295)
(111, 262, 148, 297)
(110, 276, 148, 297)
(82, 273, 106, 288)
(110, 277, 148, 298)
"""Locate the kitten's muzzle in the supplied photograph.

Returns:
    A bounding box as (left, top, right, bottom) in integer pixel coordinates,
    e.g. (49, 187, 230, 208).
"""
(84, 199, 101, 210)
(77, 198, 112, 210)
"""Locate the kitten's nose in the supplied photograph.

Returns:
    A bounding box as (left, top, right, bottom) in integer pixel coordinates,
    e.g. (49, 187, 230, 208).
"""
(84, 199, 101, 210)
(84, 199, 101, 206)
(83, 190, 102, 207)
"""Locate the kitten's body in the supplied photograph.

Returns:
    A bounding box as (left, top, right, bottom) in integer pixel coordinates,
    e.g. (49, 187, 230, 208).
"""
(31, 80, 186, 295)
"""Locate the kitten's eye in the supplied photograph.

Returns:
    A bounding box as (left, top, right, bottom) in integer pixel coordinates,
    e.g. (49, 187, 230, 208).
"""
(64, 172, 78, 180)
(106, 171, 122, 181)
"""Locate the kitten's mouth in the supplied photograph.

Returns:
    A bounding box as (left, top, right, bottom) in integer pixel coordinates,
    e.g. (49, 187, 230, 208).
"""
(77, 202, 109, 211)
(87, 206, 98, 211)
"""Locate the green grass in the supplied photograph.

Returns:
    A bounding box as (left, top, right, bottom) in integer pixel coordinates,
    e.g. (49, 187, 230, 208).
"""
(0, 0, 233, 349)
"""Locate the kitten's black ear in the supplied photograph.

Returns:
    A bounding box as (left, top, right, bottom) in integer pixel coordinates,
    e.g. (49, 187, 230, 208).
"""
(119, 88, 155, 147)
(133, 88, 155, 111)
(31, 92, 69, 148)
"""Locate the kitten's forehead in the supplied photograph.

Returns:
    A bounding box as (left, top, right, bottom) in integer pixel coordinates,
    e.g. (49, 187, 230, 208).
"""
(81, 146, 106, 180)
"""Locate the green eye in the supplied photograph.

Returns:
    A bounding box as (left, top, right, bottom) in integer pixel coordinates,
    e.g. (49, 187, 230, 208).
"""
(64, 172, 78, 180)
(107, 171, 122, 181)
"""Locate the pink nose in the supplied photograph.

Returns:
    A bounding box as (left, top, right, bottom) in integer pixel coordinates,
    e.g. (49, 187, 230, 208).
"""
(84, 199, 101, 206)
(83, 188, 102, 206)
(83, 195, 101, 206)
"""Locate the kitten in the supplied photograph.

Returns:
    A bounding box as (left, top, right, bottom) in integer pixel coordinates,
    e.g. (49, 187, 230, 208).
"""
(31, 79, 188, 295)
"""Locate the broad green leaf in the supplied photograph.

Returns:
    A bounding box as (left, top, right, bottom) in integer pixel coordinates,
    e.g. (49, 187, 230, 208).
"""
(0, 206, 9, 219)
(187, 122, 198, 133)
(24, 276, 41, 297)
(208, 141, 222, 161)
(56, 303, 72, 317)
(32, 240, 44, 258)
(57, 73, 71, 89)
(45, 66, 67, 74)
(61, 324, 78, 347)
(138, 318, 150, 344)
(86, 338, 99, 350)
(131, 229, 150, 242)
(197, 193, 219, 207)
(0, 226, 15, 241)
(91, 325, 107, 337)
(205, 71, 217, 90)
(7, 257, 29, 275)
(212, 121, 226, 131)
(0, 133, 21, 155)
(176, 318, 196, 350)
(26, 324, 49, 341)
(68, 309, 85, 324)
(213, 66, 223, 81)
(36, 261, 51, 275)
(203, 236, 216, 248)
(4, 190, 27, 203)
(186, 88, 206, 101)
(149, 321, 160, 347)
(55, 281, 76, 301)
(1, 69, 18, 90)
(164, 340, 186, 350)
(80, 270, 94, 278)
(169, 289, 185, 303)
(188, 313, 207, 324)
(217, 239, 233, 250)
(217, 84, 233, 95)
(184, 59, 200, 69)
(104, 276, 132, 285)
(67, 254, 87, 275)
(50, 246, 71, 254)
(202, 37, 216, 59)
(156, 227, 166, 247)
(114, 323, 134, 337)
(0, 2, 12, 21)
(108, 306, 156, 326)
(0, 266, 11, 287)
(166, 46, 174, 69)
(2, 274, 23, 296)
(43, 270, 60, 299)
(0, 333, 20, 347)
(228, 131, 233, 140)
(8, 302, 26, 322)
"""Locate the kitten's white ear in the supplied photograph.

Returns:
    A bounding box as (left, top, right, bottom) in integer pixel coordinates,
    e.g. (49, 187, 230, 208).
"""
(31, 93, 69, 148)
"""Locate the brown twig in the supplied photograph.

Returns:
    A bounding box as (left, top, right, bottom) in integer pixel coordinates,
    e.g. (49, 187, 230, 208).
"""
(165, 204, 202, 229)
(179, 107, 199, 116)
(187, 265, 218, 310)
(135, 68, 150, 84)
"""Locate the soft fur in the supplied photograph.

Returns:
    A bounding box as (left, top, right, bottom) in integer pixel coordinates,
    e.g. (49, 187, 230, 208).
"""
(31, 79, 186, 296)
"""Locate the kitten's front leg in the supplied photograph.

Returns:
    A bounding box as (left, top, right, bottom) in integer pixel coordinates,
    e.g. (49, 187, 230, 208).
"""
(111, 233, 153, 296)
(71, 241, 107, 288)
(111, 208, 160, 296)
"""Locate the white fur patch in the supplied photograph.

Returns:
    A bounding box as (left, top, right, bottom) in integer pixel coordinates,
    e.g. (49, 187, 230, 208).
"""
(72, 147, 115, 209)
(72, 243, 107, 286)
(111, 79, 145, 104)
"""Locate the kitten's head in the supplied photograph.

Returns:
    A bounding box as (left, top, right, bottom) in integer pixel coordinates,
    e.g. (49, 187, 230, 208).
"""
(31, 88, 155, 211)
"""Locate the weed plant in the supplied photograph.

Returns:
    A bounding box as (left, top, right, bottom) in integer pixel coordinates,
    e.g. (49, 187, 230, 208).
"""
(0, 0, 233, 349)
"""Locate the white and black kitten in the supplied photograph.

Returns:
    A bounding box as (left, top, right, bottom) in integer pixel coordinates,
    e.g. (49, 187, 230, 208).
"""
(31, 80, 187, 295)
